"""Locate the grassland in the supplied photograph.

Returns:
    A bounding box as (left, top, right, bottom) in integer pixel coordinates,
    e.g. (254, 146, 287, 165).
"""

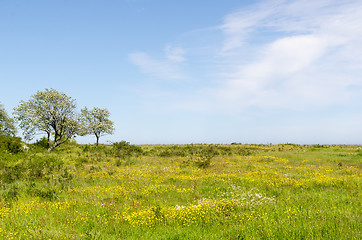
(0, 142, 360, 239)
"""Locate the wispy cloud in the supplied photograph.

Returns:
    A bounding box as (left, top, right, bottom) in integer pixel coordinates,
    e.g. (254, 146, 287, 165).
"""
(212, 0, 362, 111)
(165, 45, 186, 63)
(129, 46, 186, 80)
(219, 0, 277, 53)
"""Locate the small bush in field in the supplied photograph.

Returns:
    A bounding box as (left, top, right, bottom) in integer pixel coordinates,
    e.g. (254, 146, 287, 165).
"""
(194, 155, 212, 169)
(112, 141, 143, 159)
(188, 145, 217, 169)
(35, 187, 58, 201)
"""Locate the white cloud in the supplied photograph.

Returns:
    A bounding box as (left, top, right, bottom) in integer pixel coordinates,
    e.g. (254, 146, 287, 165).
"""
(164, 45, 186, 63)
(220, 0, 278, 53)
(244, 35, 326, 83)
(129, 47, 186, 80)
(211, 0, 362, 111)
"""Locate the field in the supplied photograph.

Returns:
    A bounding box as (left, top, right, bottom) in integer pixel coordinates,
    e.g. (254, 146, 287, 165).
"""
(0, 142, 360, 239)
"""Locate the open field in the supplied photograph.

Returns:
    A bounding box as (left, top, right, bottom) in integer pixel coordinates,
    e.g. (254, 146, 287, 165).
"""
(0, 143, 360, 239)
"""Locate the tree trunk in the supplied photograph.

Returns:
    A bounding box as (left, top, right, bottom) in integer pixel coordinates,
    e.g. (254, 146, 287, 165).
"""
(47, 132, 50, 148)
(96, 136, 99, 147)
(48, 137, 69, 151)
(48, 142, 58, 152)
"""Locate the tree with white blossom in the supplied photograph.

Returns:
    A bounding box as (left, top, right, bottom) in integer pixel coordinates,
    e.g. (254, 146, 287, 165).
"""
(14, 89, 80, 151)
(0, 103, 16, 137)
(80, 107, 114, 146)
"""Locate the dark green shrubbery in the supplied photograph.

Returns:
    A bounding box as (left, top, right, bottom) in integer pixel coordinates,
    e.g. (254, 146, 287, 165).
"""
(0, 135, 22, 154)
(158, 145, 188, 157)
(25, 155, 64, 181)
(180, 145, 217, 169)
(154, 144, 256, 158)
(0, 150, 72, 204)
(34, 137, 49, 149)
(0, 161, 24, 184)
(112, 141, 143, 159)
(193, 145, 217, 168)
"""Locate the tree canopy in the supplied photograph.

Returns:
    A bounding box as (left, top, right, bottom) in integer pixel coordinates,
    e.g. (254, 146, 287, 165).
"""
(14, 89, 80, 151)
(0, 103, 16, 137)
(81, 107, 114, 146)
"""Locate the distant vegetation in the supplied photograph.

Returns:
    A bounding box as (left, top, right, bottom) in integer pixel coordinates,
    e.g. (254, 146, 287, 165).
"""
(0, 141, 360, 239)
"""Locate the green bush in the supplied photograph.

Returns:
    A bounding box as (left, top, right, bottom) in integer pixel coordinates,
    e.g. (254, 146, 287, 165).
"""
(182, 145, 217, 169)
(34, 137, 49, 149)
(194, 145, 217, 168)
(35, 187, 58, 201)
(112, 141, 143, 159)
(158, 145, 187, 157)
(25, 156, 64, 181)
(0, 135, 22, 154)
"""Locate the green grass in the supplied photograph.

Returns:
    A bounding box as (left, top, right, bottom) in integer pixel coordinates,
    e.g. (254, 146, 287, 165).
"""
(0, 143, 360, 239)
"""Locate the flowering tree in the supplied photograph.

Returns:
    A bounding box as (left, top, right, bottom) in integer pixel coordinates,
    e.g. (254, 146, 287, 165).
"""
(80, 107, 114, 146)
(0, 103, 16, 137)
(14, 89, 80, 151)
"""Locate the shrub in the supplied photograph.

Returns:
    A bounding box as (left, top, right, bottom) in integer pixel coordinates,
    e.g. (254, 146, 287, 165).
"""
(157, 145, 187, 157)
(31, 187, 58, 201)
(25, 156, 64, 181)
(39, 188, 57, 200)
(112, 141, 143, 159)
(0, 135, 22, 154)
(0, 162, 24, 184)
(185, 145, 217, 169)
(34, 137, 49, 149)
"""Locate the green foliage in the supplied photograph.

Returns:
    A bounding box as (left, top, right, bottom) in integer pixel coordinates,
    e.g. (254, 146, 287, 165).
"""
(182, 145, 217, 169)
(14, 88, 80, 151)
(158, 145, 188, 157)
(194, 145, 217, 168)
(0, 162, 24, 184)
(112, 141, 143, 159)
(0, 103, 16, 137)
(0, 134, 22, 154)
(80, 107, 115, 146)
(25, 155, 64, 181)
(82, 144, 90, 152)
(151, 204, 164, 220)
(115, 157, 138, 166)
(33, 187, 58, 201)
(3, 186, 19, 205)
(154, 144, 256, 158)
(34, 136, 49, 149)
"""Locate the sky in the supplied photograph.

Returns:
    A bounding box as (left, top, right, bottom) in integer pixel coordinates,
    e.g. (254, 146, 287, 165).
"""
(0, 0, 361, 145)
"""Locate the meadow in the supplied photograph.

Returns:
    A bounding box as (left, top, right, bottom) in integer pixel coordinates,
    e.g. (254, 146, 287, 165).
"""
(0, 141, 360, 239)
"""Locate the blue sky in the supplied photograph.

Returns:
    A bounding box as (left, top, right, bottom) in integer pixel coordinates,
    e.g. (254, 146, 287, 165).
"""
(1, 0, 361, 144)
